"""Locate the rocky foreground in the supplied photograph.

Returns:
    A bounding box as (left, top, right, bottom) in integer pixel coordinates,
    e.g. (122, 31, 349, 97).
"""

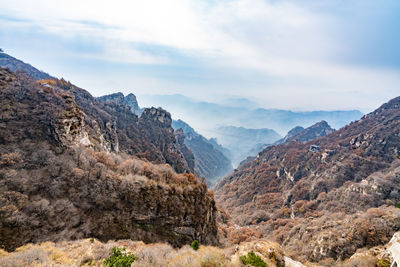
(2, 231, 400, 267)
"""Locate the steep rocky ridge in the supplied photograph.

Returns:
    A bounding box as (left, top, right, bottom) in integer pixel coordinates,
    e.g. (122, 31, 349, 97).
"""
(0, 52, 53, 80)
(172, 120, 233, 185)
(215, 96, 400, 262)
(276, 121, 335, 145)
(97, 92, 141, 115)
(0, 67, 217, 251)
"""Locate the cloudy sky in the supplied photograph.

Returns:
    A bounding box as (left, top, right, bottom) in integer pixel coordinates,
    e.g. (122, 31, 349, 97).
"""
(0, 0, 399, 112)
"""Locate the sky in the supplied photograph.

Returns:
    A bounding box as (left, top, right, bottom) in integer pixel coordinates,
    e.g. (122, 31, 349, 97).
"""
(0, 0, 399, 112)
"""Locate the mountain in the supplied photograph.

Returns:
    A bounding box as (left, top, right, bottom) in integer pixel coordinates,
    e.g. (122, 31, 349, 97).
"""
(138, 94, 363, 136)
(0, 66, 217, 251)
(172, 119, 232, 185)
(97, 92, 141, 115)
(275, 120, 335, 145)
(215, 126, 281, 166)
(215, 95, 400, 262)
(0, 51, 53, 80)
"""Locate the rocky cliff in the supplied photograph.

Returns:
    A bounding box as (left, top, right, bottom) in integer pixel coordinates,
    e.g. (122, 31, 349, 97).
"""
(0, 67, 218, 251)
(215, 95, 400, 262)
(97, 92, 141, 115)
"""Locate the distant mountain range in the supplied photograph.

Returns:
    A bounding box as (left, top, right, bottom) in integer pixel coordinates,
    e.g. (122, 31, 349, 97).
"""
(138, 94, 363, 138)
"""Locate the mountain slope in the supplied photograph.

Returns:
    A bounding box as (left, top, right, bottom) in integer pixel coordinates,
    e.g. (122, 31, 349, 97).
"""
(215, 96, 400, 261)
(0, 67, 217, 251)
(275, 120, 335, 145)
(172, 120, 232, 185)
(0, 51, 53, 80)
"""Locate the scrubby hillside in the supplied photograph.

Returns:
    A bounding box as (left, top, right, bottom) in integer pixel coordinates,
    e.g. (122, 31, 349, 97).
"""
(0, 67, 217, 251)
(215, 95, 400, 262)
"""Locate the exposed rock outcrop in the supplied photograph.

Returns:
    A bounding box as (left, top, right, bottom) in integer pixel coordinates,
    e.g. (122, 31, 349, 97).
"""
(0, 67, 218, 251)
(97, 92, 141, 115)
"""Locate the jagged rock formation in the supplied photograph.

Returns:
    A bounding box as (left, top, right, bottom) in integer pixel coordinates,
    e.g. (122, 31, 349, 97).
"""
(275, 126, 305, 144)
(0, 52, 53, 80)
(0, 67, 218, 251)
(172, 120, 232, 185)
(215, 95, 400, 262)
(276, 121, 335, 145)
(97, 92, 141, 115)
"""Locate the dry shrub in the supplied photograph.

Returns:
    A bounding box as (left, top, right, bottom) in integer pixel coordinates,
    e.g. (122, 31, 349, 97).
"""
(228, 226, 263, 244)
(94, 151, 117, 170)
(0, 247, 49, 267)
(0, 152, 23, 166)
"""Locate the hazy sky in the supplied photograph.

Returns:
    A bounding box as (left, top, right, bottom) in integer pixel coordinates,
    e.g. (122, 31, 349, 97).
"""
(0, 0, 399, 112)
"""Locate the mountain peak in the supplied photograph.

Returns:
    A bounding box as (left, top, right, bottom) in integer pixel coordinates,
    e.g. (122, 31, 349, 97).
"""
(98, 92, 141, 115)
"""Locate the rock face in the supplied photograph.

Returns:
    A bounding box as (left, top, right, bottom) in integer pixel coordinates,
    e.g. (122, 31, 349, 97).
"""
(97, 92, 141, 115)
(0, 67, 218, 251)
(175, 128, 196, 172)
(215, 95, 400, 262)
(172, 120, 233, 185)
(0, 52, 53, 80)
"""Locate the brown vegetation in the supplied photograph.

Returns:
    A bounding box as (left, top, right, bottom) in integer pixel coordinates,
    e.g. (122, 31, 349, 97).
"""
(215, 95, 400, 262)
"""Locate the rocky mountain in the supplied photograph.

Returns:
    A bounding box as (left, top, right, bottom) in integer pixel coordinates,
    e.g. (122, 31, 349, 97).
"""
(0, 67, 217, 251)
(0, 51, 53, 80)
(276, 120, 335, 145)
(215, 126, 281, 166)
(97, 92, 141, 115)
(215, 95, 400, 262)
(172, 119, 232, 185)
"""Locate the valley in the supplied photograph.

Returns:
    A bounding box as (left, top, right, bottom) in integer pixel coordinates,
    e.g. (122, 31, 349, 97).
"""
(1, 51, 400, 267)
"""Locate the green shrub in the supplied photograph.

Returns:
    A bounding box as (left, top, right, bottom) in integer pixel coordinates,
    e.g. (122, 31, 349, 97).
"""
(240, 250, 267, 267)
(191, 240, 200, 251)
(90, 238, 94, 243)
(103, 247, 137, 267)
(376, 258, 391, 267)
(395, 202, 400, 208)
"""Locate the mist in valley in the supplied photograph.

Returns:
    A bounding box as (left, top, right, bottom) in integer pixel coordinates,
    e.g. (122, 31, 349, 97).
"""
(138, 93, 364, 167)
